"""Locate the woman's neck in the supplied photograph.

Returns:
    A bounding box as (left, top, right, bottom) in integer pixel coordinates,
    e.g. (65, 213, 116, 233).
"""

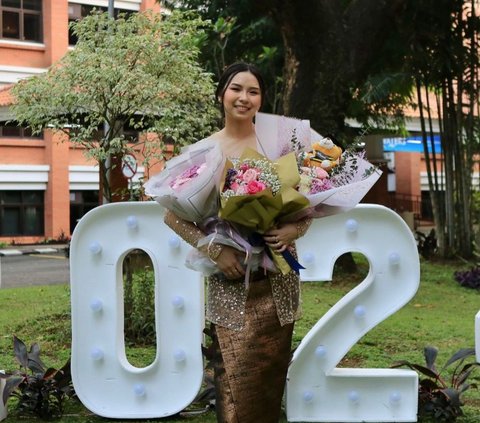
(223, 118, 256, 140)
(215, 119, 257, 157)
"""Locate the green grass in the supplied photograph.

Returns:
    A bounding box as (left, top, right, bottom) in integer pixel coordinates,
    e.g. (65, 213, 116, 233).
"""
(1, 257, 480, 422)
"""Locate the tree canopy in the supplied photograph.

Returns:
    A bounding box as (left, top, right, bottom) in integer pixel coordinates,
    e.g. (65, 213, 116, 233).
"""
(11, 10, 219, 201)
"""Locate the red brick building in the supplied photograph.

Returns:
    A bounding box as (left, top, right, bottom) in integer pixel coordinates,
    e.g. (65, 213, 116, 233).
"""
(0, 0, 160, 244)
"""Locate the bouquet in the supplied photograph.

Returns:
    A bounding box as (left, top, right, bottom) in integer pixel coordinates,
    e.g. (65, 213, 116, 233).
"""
(218, 148, 309, 232)
(215, 148, 309, 275)
(143, 139, 225, 222)
(254, 112, 382, 219)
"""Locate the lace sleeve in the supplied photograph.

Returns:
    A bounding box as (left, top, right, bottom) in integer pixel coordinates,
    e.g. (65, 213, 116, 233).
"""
(164, 210, 223, 262)
(296, 217, 312, 239)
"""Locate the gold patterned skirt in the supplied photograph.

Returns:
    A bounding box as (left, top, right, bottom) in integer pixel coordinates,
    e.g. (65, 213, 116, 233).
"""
(211, 278, 294, 423)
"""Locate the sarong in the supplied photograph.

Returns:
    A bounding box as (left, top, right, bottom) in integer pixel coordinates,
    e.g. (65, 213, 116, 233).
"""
(211, 278, 294, 423)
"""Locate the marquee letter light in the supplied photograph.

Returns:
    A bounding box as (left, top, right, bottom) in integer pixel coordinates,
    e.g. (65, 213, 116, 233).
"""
(289, 204, 420, 422)
(70, 202, 204, 418)
(476, 311, 480, 362)
(71, 203, 420, 421)
(0, 371, 7, 421)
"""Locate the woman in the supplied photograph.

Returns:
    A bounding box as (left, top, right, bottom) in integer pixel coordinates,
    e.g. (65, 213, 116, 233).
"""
(164, 62, 311, 423)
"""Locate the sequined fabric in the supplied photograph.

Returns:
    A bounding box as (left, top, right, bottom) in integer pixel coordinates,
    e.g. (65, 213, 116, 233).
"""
(164, 210, 311, 330)
(211, 279, 294, 423)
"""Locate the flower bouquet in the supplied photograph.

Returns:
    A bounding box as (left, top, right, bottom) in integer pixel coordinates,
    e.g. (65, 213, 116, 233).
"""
(254, 112, 382, 219)
(295, 137, 382, 218)
(218, 148, 309, 232)
(143, 139, 225, 222)
(216, 148, 309, 275)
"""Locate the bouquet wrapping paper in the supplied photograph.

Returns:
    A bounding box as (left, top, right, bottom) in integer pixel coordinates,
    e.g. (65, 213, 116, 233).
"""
(144, 139, 225, 222)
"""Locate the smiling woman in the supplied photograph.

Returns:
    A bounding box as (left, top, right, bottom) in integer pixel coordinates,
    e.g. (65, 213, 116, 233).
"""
(163, 62, 313, 423)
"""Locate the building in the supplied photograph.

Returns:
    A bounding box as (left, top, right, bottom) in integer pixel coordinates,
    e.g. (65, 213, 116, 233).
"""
(0, 0, 160, 244)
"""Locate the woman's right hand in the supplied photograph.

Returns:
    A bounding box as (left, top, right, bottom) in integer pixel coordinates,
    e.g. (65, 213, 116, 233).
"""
(214, 246, 246, 279)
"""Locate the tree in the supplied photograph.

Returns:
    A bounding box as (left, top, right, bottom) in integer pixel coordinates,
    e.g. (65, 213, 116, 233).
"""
(11, 10, 219, 202)
(161, 0, 285, 114)
(401, 0, 480, 258)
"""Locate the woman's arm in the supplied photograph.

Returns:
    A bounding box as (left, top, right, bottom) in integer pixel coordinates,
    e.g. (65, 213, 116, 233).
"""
(164, 210, 246, 279)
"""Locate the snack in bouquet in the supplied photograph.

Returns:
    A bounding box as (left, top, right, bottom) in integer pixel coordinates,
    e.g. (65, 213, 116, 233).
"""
(296, 145, 382, 218)
(301, 137, 343, 172)
(254, 112, 382, 219)
(143, 139, 225, 222)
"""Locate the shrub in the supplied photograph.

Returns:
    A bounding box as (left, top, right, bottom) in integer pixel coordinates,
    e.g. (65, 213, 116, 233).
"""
(0, 336, 74, 420)
(392, 346, 480, 422)
(453, 267, 480, 290)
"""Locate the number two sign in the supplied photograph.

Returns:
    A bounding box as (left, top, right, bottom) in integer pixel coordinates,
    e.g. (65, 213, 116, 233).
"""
(70, 202, 420, 421)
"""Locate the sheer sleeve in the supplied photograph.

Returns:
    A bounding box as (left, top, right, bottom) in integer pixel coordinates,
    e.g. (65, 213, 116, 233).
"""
(164, 210, 223, 262)
(295, 217, 312, 239)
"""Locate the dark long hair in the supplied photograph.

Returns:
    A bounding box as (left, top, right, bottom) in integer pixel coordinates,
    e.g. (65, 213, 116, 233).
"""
(215, 62, 266, 110)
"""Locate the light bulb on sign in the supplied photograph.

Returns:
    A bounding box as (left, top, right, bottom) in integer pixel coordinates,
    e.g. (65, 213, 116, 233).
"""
(174, 349, 186, 362)
(348, 390, 360, 403)
(126, 215, 138, 230)
(90, 347, 104, 361)
(88, 241, 102, 255)
(90, 298, 103, 313)
(303, 390, 314, 403)
(389, 252, 401, 266)
(354, 305, 366, 319)
(345, 219, 358, 233)
(389, 391, 402, 404)
(172, 295, 185, 310)
(133, 383, 146, 397)
(168, 236, 181, 250)
(315, 345, 327, 359)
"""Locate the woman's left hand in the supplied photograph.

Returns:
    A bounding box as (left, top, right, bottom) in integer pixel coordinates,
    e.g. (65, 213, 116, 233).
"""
(264, 223, 298, 253)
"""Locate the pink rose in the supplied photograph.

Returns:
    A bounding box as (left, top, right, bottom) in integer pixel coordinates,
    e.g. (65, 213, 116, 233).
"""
(243, 168, 259, 183)
(247, 180, 266, 194)
(236, 184, 248, 195)
(231, 182, 240, 192)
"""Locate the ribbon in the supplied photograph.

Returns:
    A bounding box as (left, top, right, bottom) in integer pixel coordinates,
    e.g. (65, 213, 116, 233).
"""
(201, 218, 276, 289)
(248, 232, 305, 275)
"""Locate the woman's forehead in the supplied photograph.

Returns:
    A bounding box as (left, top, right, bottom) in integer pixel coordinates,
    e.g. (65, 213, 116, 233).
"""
(228, 71, 260, 88)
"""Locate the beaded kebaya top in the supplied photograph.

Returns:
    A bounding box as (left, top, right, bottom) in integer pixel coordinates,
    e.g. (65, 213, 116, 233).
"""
(164, 210, 311, 331)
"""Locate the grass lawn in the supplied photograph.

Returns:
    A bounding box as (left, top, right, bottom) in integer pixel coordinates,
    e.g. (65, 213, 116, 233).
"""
(1, 256, 480, 422)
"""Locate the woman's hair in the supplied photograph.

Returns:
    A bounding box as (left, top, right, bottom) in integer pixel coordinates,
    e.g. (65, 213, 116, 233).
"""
(215, 62, 266, 110)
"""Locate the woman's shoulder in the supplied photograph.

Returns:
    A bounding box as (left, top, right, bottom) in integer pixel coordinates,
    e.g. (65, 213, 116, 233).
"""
(180, 135, 219, 153)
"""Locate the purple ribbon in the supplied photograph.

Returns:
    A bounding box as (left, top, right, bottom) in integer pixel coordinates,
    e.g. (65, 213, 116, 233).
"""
(201, 218, 276, 288)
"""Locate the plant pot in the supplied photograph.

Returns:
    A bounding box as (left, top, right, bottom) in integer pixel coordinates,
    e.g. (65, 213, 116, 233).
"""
(0, 371, 7, 421)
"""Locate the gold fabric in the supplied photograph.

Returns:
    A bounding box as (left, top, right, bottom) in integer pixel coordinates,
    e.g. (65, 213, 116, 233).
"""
(164, 210, 311, 330)
(211, 278, 294, 423)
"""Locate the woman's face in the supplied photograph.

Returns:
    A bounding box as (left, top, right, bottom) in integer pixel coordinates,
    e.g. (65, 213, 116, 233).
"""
(221, 71, 262, 122)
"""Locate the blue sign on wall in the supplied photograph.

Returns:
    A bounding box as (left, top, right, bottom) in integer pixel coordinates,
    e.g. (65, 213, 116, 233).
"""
(383, 135, 441, 153)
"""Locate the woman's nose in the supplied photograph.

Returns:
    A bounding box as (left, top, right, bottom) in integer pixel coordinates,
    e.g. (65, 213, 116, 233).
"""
(238, 90, 248, 101)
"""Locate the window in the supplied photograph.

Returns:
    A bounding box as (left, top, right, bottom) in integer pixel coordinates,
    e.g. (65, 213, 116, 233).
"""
(0, 122, 43, 138)
(68, 3, 133, 45)
(0, 0, 42, 42)
(70, 190, 98, 233)
(0, 191, 44, 236)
